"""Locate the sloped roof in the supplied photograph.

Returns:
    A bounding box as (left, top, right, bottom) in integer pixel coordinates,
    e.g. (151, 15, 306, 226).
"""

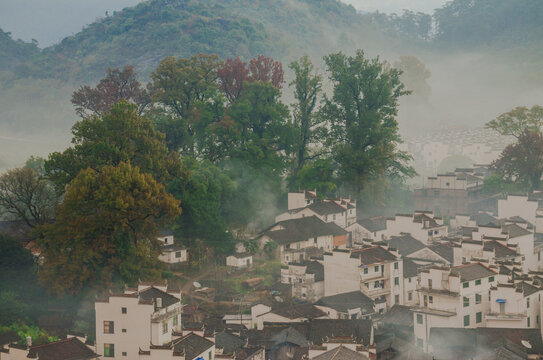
(387, 234, 425, 256)
(382, 305, 414, 327)
(307, 201, 346, 215)
(270, 327, 309, 347)
(172, 333, 214, 359)
(483, 241, 517, 258)
(350, 246, 398, 264)
(516, 282, 540, 297)
(450, 263, 496, 282)
(502, 224, 532, 239)
(27, 337, 99, 360)
(312, 345, 368, 360)
(263, 216, 347, 245)
(307, 319, 373, 346)
(403, 258, 420, 278)
(215, 332, 245, 354)
(271, 303, 326, 320)
(427, 244, 454, 263)
(315, 291, 375, 315)
(356, 217, 387, 232)
(306, 261, 324, 282)
(139, 287, 179, 309)
(469, 213, 497, 226)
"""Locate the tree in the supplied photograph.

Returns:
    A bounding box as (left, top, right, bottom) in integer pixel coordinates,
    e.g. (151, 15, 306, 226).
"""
(289, 159, 338, 198)
(37, 162, 180, 295)
(394, 56, 431, 102)
(45, 101, 182, 190)
(248, 55, 284, 89)
(150, 54, 220, 153)
(288, 55, 325, 175)
(322, 50, 414, 198)
(0, 167, 58, 227)
(71, 66, 150, 118)
(486, 105, 543, 138)
(492, 130, 543, 192)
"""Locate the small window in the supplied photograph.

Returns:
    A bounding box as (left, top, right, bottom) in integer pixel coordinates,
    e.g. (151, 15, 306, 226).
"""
(395, 294, 399, 304)
(104, 321, 114, 334)
(162, 321, 168, 334)
(476, 294, 481, 304)
(488, 276, 495, 282)
(394, 262, 399, 270)
(121, 307, 127, 314)
(122, 329, 126, 333)
(173, 316, 178, 327)
(476, 312, 482, 323)
(475, 279, 481, 286)
(417, 338, 423, 348)
(463, 296, 469, 307)
(333, 215, 336, 220)
(122, 352, 127, 356)
(528, 317, 531, 327)
(175, 251, 182, 258)
(364, 267, 368, 274)
(394, 277, 399, 286)
(428, 279, 433, 289)
(464, 315, 470, 327)
(429, 296, 433, 304)
(463, 282, 469, 288)
(417, 314, 423, 324)
(104, 344, 115, 357)
(374, 266, 379, 272)
(408, 291, 413, 301)
(527, 297, 530, 308)
(374, 281, 380, 288)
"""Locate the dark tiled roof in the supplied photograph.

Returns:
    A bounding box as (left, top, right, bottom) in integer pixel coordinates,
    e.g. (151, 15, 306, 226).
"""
(356, 217, 387, 232)
(469, 213, 497, 226)
(159, 229, 174, 237)
(403, 258, 420, 278)
(516, 282, 540, 297)
(306, 261, 324, 282)
(215, 332, 245, 354)
(172, 333, 214, 359)
(315, 291, 375, 315)
(502, 224, 532, 239)
(462, 226, 478, 237)
(0, 331, 18, 346)
(350, 246, 398, 264)
(387, 235, 425, 256)
(264, 216, 347, 245)
(312, 345, 368, 360)
(139, 287, 179, 309)
(451, 263, 496, 282)
(483, 241, 517, 258)
(270, 327, 309, 347)
(271, 303, 326, 320)
(307, 201, 346, 215)
(27, 337, 99, 360)
(307, 319, 373, 346)
(427, 244, 454, 263)
(162, 244, 186, 252)
(382, 305, 414, 328)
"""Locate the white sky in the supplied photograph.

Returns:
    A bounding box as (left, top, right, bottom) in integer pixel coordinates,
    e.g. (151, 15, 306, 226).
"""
(344, 0, 448, 14)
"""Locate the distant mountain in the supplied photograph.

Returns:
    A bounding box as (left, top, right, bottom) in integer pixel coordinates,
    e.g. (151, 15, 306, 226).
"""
(0, 29, 39, 72)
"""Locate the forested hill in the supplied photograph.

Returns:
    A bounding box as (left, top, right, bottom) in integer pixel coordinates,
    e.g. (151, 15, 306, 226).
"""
(6, 0, 391, 83)
(0, 29, 39, 72)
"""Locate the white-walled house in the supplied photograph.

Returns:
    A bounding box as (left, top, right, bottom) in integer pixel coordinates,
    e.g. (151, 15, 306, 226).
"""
(157, 230, 175, 245)
(347, 217, 387, 244)
(250, 303, 328, 330)
(280, 260, 324, 302)
(226, 253, 253, 269)
(138, 332, 215, 360)
(498, 193, 543, 232)
(157, 231, 188, 265)
(0, 336, 99, 360)
(385, 212, 448, 245)
(413, 263, 497, 352)
(288, 190, 317, 210)
(486, 281, 542, 329)
(276, 196, 357, 229)
(314, 291, 375, 319)
(95, 283, 182, 359)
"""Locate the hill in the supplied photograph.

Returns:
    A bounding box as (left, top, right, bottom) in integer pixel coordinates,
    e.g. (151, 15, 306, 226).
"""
(0, 29, 39, 72)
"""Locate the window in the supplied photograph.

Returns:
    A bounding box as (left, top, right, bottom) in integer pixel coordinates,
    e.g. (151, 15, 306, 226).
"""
(394, 262, 399, 270)
(375, 266, 379, 272)
(417, 338, 423, 348)
(463, 296, 469, 307)
(463, 282, 469, 288)
(175, 251, 182, 258)
(365, 283, 369, 288)
(476, 294, 482, 304)
(408, 291, 413, 301)
(374, 281, 380, 288)
(488, 276, 495, 282)
(464, 315, 470, 327)
(162, 321, 168, 334)
(527, 297, 530, 308)
(122, 329, 126, 333)
(476, 312, 482, 323)
(429, 296, 433, 304)
(475, 279, 481, 286)
(395, 294, 399, 304)
(121, 307, 127, 314)
(528, 317, 531, 327)
(173, 316, 178, 327)
(428, 279, 433, 289)
(364, 267, 368, 274)
(104, 321, 114, 334)
(104, 344, 115, 357)
(122, 352, 127, 356)
(417, 314, 423, 324)
(394, 277, 399, 286)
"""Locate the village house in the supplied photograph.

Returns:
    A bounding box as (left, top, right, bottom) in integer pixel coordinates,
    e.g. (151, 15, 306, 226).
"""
(323, 246, 404, 309)
(280, 260, 324, 302)
(498, 192, 543, 233)
(157, 231, 188, 265)
(258, 216, 348, 264)
(287, 190, 318, 210)
(413, 263, 497, 352)
(138, 331, 215, 360)
(346, 217, 387, 244)
(314, 291, 375, 319)
(0, 336, 99, 360)
(226, 253, 253, 269)
(250, 303, 328, 330)
(95, 283, 182, 358)
(385, 211, 448, 245)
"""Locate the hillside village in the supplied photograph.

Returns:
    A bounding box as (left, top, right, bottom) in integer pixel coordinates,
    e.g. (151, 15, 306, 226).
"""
(3, 174, 543, 359)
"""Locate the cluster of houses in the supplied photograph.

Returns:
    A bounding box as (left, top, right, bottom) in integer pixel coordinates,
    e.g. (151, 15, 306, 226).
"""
(5, 187, 543, 359)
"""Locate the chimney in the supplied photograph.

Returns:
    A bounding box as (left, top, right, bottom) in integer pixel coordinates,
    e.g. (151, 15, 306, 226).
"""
(156, 298, 162, 308)
(26, 336, 32, 347)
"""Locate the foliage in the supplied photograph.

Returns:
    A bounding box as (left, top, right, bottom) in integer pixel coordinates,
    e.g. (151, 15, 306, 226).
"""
(71, 65, 150, 117)
(322, 50, 414, 199)
(482, 173, 527, 196)
(0, 167, 58, 227)
(37, 162, 180, 295)
(45, 101, 183, 189)
(0, 28, 39, 72)
(263, 241, 277, 257)
(0, 323, 58, 345)
(486, 105, 543, 138)
(491, 130, 543, 192)
(289, 159, 338, 198)
(394, 56, 431, 102)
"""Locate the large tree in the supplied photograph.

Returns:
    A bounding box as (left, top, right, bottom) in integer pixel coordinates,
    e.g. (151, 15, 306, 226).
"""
(492, 130, 543, 192)
(486, 105, 543, 138)
(38, 162, 180, 295)
(45, 101, 182, 190)
(71, 65, 150, 118)
(322, 50, 414, 197)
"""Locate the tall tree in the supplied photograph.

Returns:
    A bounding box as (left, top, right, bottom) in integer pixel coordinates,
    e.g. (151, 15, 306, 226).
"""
(486, 105, 543, 139)
(71, 65, 150, 118)
(45, 101, 182, 190)
(217, 57, 249, 104)
(393, 56, 431, 102)
(0, 167, 58, 228)
(150, 54, 220, 153)
(288, 55, 325, 175)
(492, 130, 543, 192)
(322, 50, 414, 197)
(248, 55, 284, 89)
(38, 162, 180, 295)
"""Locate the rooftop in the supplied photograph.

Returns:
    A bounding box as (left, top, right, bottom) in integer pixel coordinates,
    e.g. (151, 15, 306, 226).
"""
(350, 246, 398, 265)
(315, 291, 375, 315)
(27, 337, 99, 360)
(263, 216, 347, 245)
(450, 263, 496, 282)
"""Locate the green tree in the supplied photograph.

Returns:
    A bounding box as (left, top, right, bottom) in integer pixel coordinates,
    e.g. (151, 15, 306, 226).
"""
(37, 162, 180, 295)
(289, 159, 337, 198)
(288, 55, 325, 175)
(486, 105, 543, 138)
(322, 50, 414, 198)
(394, 55, 431, 102)
(45, 101, 182, 190)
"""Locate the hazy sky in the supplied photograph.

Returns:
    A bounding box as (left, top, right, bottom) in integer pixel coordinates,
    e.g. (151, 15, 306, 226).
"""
(0, 0, 449, 47)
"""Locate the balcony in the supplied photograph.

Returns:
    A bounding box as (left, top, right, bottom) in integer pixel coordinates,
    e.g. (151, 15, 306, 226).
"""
(486, 311, 526, 321)
(416, 285, 459, 298)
